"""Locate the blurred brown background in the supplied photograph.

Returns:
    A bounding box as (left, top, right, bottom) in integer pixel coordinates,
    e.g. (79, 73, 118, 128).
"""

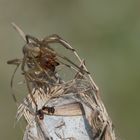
(0, 0, 139, 139)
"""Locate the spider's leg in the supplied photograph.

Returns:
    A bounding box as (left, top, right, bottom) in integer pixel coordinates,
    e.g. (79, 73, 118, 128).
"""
(74, 59, 85, 79)
(56, 53, 89, 74)
(21, 54, 38, 110)
(43, 35, 89, 74)
(25, 34, 40, 44)
(10, 63, 20, 105)
(43, 34, 75, 51)
(25, 67, 51, 96)
(24, 72, 38, 111)
(57, 59, 88, 82)
(7, 59, 22, 105)
(7, 58, 22, 65)
(21, 54, 27, 72)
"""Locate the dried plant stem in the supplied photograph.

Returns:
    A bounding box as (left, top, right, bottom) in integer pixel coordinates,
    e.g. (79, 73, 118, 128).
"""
(9, 23, 116, 140)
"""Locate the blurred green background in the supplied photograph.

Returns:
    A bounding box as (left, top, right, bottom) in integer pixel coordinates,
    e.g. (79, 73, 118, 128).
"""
(0, 0, 140, 139)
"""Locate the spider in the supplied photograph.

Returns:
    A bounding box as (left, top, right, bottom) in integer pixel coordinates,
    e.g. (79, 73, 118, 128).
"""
(7, 33, 89, 110)
(24, 34, 89, 74)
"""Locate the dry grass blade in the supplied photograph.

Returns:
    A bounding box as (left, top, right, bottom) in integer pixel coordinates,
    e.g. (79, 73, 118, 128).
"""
(12, 22, 26, 41)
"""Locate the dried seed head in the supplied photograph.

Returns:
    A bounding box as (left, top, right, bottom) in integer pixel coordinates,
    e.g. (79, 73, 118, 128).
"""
(8, 24, 116, 140)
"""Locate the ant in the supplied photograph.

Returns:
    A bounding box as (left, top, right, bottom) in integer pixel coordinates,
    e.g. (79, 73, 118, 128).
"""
(37, 106, 55, 120)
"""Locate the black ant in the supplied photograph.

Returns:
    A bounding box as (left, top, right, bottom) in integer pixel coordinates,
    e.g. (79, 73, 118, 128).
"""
(37, 106, 55, 120)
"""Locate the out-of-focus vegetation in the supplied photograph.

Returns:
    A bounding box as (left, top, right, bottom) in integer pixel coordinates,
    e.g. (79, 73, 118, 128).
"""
(0, 0, 139, 140)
